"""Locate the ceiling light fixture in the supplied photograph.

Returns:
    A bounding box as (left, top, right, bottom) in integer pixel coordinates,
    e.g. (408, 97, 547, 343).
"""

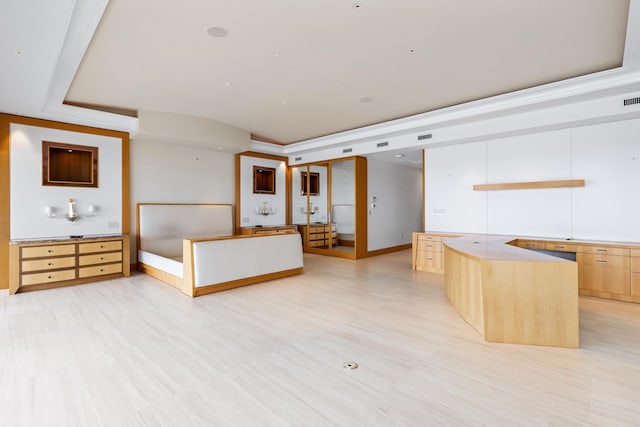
(353, 3, 361, 9)
(206, 26, 228, 38)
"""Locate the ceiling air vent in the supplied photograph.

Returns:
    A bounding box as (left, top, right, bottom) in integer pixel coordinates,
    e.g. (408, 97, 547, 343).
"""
(623, 97, 640, 106)
(417, 133, 433, 141)
(376, 141, 389, 148)
(294, 156, 302, 161)
(342, 148, 353, 153)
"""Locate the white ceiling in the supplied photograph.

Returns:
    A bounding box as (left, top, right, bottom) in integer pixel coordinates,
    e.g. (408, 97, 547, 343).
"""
(0, 0, 636, 147)
(64, 0, 629, 143)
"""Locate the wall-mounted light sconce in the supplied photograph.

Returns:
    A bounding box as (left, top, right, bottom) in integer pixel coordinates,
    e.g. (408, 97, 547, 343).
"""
(45, 199, 97, 222)
(301, 202, 320, 215)
(255, 201, 277, 216)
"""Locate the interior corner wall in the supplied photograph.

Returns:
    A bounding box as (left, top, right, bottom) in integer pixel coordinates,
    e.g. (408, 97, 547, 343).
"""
(129, 138, 236, 262)
(424, 118, 640, 241)
(10, 123, 123, 240)
(367, 158, 422, 251)
(239, 155, 286, 227)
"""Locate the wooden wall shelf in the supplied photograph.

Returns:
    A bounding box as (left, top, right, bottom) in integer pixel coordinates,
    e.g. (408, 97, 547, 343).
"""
(473, 179, 585, 191)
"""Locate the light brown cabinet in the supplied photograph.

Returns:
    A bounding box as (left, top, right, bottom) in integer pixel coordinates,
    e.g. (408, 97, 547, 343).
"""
(9, 236, 130, 294)
(576, 252, 630, 295)
(413, 233, 640, 304)
(412, 232, 459, 273)
(239, 225, 299, 235)
(299, 224, 336, 249)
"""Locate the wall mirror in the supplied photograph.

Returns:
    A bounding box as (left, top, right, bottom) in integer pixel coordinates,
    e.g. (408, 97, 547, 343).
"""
(291, 157, 366, 259)
(253, 166, 276, 194)
(42, 141, 98, 188)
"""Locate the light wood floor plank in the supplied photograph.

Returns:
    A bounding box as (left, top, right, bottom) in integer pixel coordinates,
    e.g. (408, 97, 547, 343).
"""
(1, 250, 640, 426)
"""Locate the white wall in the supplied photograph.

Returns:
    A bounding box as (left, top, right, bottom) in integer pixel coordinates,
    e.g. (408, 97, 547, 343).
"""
(130, 139, 236, 261)
(425, 118, 640, 242)
(239, 156, 286, 227)
(10, 123, 122, 240)
(367, 158, 422, 251)
(129, 114, 249, 262)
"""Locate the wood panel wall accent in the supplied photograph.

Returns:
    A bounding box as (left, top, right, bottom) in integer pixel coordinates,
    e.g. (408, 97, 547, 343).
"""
(0, 116, 10, 290)
(0, 113, 130, 290)
(355, 156, 368, 259)
(473, 179, 585, 191)
(235, 151, 290, 230)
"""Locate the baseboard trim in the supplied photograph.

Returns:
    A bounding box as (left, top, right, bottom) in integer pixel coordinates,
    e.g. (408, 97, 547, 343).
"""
(365, 244, 412, 258)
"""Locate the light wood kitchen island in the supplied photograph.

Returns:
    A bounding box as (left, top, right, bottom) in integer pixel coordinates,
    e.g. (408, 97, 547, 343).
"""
(443, 235, 579, 348)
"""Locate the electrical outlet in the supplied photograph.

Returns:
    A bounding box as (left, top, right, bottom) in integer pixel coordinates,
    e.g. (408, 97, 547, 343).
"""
(400, 232, 404, 239)
(107, 221, 119, 229)
(242, 217, 249, 223)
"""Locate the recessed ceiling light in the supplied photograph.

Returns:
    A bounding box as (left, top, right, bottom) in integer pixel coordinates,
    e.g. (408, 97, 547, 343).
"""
(206, 26, 228, 38)
(409, 49, 415, 53)
(225, 82, 231, 87)
(273, 52, 280, 57)
(353, 3, 361, 9)
(360, 96, 372, 103)
(281, 100, 287, 105)
(394, 154, 405, 158)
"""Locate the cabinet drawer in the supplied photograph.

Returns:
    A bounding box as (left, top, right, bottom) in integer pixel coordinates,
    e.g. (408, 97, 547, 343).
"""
(419, 241, 442, 253)
(307, 240, 327, 248)
(578, 246, 628, 256)
(78, 263, 122, 278)
(79, 252, 122, 266)
(544, 242, 577, 252)
(22, 256, 76, 272)
(631, 256, 640, 273)
(418, 234, 442, 243)
(78, 240, 122, 254)
(22, 244, 75, 259)
(22, 269, 76, 286)
(517, 240, 545, 250)
(418, 251, 442, 269)
(577, 253, 630, 295)
(308, 226, 327, 233)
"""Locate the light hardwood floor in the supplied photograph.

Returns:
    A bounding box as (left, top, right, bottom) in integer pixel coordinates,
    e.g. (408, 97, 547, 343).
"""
(1, 250, 639, 426)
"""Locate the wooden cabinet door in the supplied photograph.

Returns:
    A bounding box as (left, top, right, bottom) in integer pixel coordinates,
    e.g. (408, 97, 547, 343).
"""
(577, 253, 630, 295)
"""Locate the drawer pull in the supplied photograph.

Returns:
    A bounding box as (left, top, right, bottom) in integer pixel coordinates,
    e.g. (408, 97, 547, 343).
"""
(100, 245, 104, 249)
(526, 243, 535, 247)
(596, 249, 607, 252)
(47, 275, 52, 279)
(556, 246, 565, 249)
(596, 260, 607, 264)
(426, 237, 433, 240)
(47, 250, 52, 253)
(100, 269, 103, 272)
(427, 257, 432, 261)
(100, 257, 104, 261)
(47, 262, 52, 266)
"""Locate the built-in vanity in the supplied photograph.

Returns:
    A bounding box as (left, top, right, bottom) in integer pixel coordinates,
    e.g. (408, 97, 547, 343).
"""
(9, 235, 130, 294)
